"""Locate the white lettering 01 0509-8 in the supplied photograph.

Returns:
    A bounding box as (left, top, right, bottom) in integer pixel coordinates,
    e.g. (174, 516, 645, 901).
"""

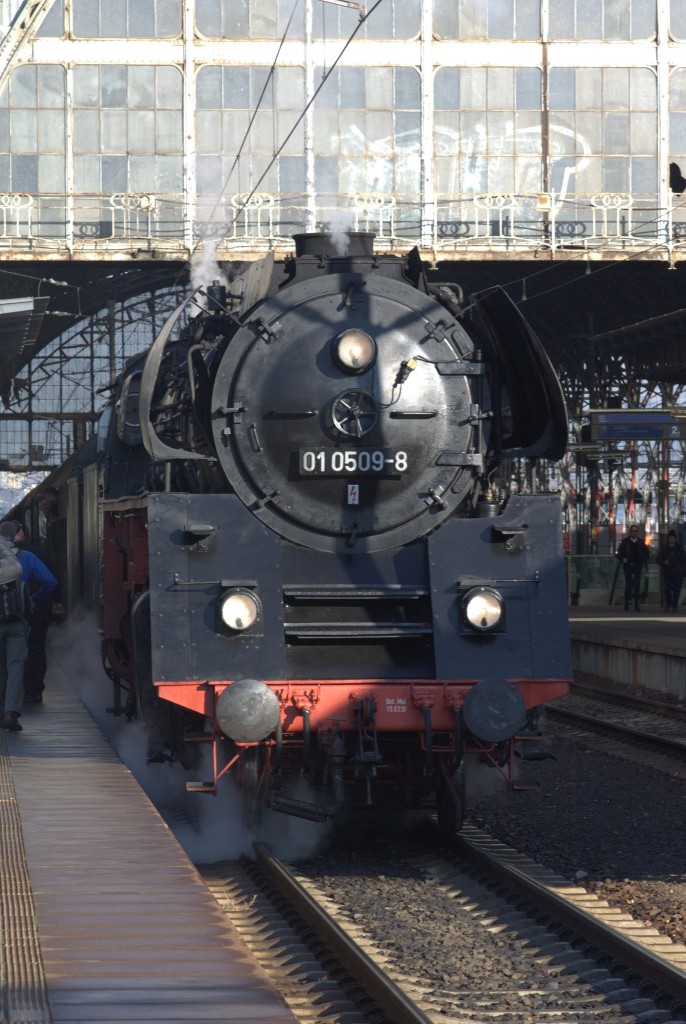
(299, 448, 408, 475)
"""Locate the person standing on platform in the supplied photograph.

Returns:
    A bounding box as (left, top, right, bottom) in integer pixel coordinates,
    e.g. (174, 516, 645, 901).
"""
(617, 524, 649, 611)
(7, 520, 62, 701)
(0, 522, 57, 711)
(0, 539, 32, 732)
(38, 485, 59, 546)
(657, 530, 686, 611)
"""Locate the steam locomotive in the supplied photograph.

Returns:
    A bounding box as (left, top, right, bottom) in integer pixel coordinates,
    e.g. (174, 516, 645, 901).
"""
(14, 233, 572, 832)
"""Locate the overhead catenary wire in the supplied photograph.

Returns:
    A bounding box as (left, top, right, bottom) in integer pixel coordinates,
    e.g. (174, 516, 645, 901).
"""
(4, 0, 685, 323)
(1, 0, 383, 298)
(217, 0, 386, 247)
(193, 0, 303, 247)
(515, 241, 670, 309)
(506, 194, 686, 309)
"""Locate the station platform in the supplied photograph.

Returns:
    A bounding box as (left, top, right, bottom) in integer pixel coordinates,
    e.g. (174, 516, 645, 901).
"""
(0, 672, 297, 1024)
(569, 606, 686, 702)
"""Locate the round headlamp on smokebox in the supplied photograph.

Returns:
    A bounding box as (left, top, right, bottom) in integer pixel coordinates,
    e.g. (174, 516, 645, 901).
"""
(333, 330, 376, 373)
(462, 586, 504, 632)
(219, 588, 261, 632)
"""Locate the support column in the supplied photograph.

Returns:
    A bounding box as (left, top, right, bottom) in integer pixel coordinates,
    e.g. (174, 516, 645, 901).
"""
(183, 0, 196, 253)
(657, 0, 671, 249)
(420, 0, 434, 250)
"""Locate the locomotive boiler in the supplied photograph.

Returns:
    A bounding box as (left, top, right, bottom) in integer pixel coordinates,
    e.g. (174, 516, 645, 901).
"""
(95, 232, 570, 831)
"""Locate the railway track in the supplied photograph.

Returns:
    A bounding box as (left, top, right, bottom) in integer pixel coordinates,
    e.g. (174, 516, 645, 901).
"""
(545, 682, 686, 762)
(200, 849, 432, 1024)
(199, 828, 686, 1024)
(448, 825, 686, 1007)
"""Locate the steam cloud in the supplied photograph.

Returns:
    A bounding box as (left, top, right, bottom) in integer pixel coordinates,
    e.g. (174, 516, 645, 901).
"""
(191, 187, 231, 306)
(44, 610, 330, 864)
(190, 237, 229, 308)
(326, 207, 356, 256)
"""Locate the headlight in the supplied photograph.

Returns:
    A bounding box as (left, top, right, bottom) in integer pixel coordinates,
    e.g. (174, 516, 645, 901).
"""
(334, 330, 376, 373)
(463, 587, 504, 632)
(220, 589, 260, 631)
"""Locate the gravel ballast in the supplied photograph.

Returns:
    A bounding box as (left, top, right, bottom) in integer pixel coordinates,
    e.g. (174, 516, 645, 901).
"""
(468, 713, 686, 947)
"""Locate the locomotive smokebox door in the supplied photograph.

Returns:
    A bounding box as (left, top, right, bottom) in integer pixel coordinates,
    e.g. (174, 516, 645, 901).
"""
(210, 272, 488, 552)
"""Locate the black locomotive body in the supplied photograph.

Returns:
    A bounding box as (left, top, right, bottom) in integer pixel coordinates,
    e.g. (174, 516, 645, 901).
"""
(20, 233, 573, 831)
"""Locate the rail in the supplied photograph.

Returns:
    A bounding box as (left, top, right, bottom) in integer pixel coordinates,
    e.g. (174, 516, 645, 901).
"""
(451, 824, 686, 1007)
(547, 688, 686, 753)
(253, 842, 434, 1024)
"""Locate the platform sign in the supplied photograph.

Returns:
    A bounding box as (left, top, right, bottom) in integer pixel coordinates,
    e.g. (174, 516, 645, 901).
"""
(590, 410, 686, 441)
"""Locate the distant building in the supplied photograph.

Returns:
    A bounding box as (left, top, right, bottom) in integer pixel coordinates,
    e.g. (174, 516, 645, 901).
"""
(0, 0, 683, 259)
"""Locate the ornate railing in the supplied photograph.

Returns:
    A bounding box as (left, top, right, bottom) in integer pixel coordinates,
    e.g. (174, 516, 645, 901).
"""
(0, 192, 33, 238)
(0, 189, 684, 257)
(109, 193, 157, 238)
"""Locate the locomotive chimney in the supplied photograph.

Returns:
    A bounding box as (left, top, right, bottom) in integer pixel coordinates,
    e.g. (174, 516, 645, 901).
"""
(206, 280, 227, 312)
(293, 232, 375, 258)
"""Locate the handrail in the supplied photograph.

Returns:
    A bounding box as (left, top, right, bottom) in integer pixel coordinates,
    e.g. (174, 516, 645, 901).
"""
(0, 189, 684, 260)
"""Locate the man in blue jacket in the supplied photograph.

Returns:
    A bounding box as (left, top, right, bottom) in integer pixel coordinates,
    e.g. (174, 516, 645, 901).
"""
(3, 520, 61, 703)
(0, 521, 57, 730)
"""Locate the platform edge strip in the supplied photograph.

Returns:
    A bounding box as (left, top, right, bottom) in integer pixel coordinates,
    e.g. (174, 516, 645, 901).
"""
(0, 729, 52, 1024)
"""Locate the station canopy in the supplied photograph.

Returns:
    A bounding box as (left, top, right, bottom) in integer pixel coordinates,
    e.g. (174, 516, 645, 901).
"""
(2, 256, 686, 391)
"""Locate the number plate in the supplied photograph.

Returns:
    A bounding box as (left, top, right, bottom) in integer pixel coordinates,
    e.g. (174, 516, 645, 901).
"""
(299, 448, 408, 476)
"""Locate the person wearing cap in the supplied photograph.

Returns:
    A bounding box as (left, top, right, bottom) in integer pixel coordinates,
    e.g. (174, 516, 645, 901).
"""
(657, 529, 686, 612)
(617, 525, 649, 611)
(0, 522, 57, 726)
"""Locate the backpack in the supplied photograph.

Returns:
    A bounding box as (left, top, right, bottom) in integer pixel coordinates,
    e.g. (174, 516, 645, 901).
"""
(0, 537, 21, 585)
(0, 578, 31, 623)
